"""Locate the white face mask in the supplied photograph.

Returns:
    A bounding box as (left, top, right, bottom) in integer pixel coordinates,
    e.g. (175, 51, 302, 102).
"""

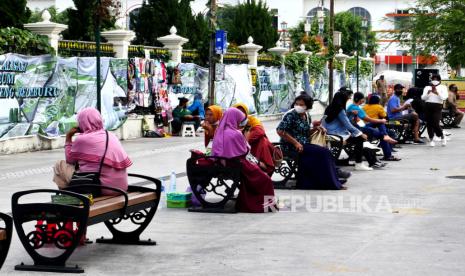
(239, 118, 248, 127)
(432, 80, 440, 86)
(294, 105, 307, 114)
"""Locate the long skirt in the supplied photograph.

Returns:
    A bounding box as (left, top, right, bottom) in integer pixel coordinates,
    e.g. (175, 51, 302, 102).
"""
(296, 144, 343, 190)
(237, 158, 277, 213)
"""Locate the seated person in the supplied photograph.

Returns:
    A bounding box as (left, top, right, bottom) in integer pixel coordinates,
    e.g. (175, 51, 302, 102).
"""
(188, 93, 205, 120)
(202, 105, 223, 148)
(277, 94, 346, 189)
(171, 97, 201, 135)
(322, 91, 374, 171)
(233, 103, 275, 176)
(212, 108, 276, 213)
(405, 87, 425, 121)
(387, 84, 424, 144)
(446, 84, 464, 128)
(348, 92, 400, 162)
(53, 107, 132, 195)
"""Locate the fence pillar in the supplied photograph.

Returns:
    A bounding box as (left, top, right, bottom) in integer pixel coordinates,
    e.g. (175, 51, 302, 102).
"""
(157, 26, 189, 64)
(268, 41, 289, 63)
(101, 29, 135, 59)
(23, 11, 67, 55)
(239, 37, 263, 67)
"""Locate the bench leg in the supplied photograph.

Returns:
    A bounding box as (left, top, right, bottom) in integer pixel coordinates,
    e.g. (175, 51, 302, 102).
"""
(96, 207, 157, 245)
(0, 212, 13, 270)
(11, 190, 91, 273)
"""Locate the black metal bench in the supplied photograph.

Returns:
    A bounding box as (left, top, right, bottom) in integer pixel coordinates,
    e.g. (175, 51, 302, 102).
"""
(187, 155, 241, 213)
(11, 173, 161, 273)
(271, 136, 347, 188)
(441, 109, 455, 128)
(0, 212, 13, 270)
(271, 143, 298, 189)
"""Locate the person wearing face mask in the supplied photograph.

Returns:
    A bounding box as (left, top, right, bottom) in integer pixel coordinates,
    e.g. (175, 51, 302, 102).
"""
(422, 74, 448, 146)
(446, 84, 464, 128)
(277, 94, 346, 190)
(387, 84, 424, 144)
(233, 103, 275, 176)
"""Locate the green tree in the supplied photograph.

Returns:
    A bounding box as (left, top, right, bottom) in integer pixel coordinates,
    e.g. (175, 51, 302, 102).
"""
(0, 0, 31, 28)
(334, 12, 376, 55)
(131, 0, 210, 64)
(63, 0, 117, 41)
(0, 27, 54, 55)
(28, 6, 69, 24)
(289, 12, 377, 55)
(218, 0, 279, 50)
(393, 0, 465, 71)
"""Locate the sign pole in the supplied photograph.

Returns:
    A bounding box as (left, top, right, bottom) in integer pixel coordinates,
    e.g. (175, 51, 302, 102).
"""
(208, 0, 217, 106)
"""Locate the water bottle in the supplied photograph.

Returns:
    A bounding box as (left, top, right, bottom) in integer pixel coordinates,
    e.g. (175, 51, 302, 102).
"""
(169, 171, 177, 193)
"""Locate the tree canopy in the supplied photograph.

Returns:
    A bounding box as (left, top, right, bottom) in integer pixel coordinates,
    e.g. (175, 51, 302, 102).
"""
(0, 0, 31, 28)
(289, 11, 377, 55)
(63, 0, 117, 41)
(217, 0, 279, 50)
(131, 0, 210, 64)
(393, 0, 465, 70)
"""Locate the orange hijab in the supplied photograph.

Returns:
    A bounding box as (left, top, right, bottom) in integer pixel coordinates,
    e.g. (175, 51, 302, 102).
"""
(207, 105, 223, 123)
(232, 103, 262, 128)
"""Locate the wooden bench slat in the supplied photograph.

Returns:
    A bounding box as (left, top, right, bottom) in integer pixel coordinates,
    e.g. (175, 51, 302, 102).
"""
(0, 229, 6, 241)
(89, 192, 157, 218)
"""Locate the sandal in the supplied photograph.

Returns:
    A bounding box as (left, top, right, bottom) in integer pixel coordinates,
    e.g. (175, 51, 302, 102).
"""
(382, 156, 402, 161)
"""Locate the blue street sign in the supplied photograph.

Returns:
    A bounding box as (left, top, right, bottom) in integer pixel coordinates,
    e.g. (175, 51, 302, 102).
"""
(215, 30, 227, 55)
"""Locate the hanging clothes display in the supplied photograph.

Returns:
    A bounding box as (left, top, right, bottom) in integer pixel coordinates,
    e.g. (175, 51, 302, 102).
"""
(127, 57, 170, 126)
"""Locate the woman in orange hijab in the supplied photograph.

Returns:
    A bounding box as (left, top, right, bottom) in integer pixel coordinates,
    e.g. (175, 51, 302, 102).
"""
(233, 103, 275, 176)
(202, 105, 223, 147)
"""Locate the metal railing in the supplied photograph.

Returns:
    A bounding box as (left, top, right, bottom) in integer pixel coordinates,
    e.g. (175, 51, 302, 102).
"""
(222, 53, 249, 64)
(58, 40, 115, 57)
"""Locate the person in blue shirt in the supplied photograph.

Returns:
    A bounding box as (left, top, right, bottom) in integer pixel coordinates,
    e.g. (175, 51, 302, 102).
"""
(386, 84, 423, 144)
(187, 92, 205, 120)
(348, 92, 400, 162)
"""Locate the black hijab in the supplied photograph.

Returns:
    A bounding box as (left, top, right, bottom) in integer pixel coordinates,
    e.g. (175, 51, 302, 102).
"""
(325, 92, 349, 123)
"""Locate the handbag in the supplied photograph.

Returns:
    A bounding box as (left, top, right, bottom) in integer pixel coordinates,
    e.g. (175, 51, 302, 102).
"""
(310, 129, 327, 148)
(68, 131, 109, 197)
(271, 144, 284, 167)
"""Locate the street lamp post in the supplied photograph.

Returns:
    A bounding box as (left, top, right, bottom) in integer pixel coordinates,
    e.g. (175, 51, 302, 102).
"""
(280, 21, 288, 49)
(328, 0, 335, 102)
(208, 0, 217, 106)
(95, 0, 102, 112)
(356, 17, 368, 93)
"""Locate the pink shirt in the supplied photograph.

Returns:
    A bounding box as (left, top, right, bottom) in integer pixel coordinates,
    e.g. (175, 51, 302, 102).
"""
(65, 143, 128, 195)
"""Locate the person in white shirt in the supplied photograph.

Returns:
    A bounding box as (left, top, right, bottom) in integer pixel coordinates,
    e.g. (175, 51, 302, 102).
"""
(422, 74, 448, 146)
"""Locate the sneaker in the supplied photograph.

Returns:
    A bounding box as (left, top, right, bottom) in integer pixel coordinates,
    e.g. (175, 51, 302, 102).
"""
(441, 138, 447, 146)
(429, 141, 435, 147)
(413, 139, 425, 145)
(371, 162, 385, 169)
(355, 162, 373, 171)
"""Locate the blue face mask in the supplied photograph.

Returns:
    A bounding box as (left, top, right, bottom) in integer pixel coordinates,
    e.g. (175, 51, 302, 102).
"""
(239, 118, 248, 127)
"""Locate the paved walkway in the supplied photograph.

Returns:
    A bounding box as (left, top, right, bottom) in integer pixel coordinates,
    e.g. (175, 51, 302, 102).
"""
(1, 120, 465, 275)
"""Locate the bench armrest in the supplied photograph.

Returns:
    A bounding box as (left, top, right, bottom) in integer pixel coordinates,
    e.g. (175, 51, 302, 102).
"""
(128, 173, 162, 198)
(12, 189, 91, 210)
